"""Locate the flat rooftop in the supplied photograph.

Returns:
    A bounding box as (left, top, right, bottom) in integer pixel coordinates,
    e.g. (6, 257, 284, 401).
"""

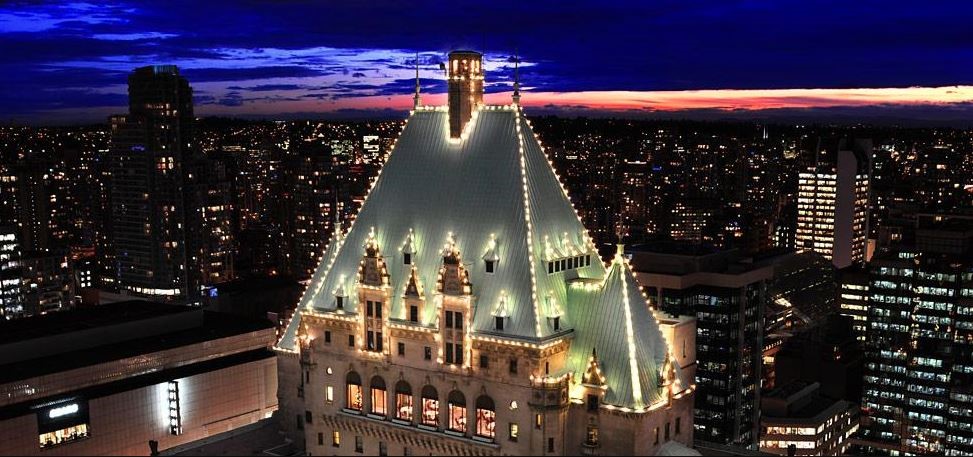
(626, 243, 770, 277)
(0, 300, 188, 345)
(0, 301, 274, 384)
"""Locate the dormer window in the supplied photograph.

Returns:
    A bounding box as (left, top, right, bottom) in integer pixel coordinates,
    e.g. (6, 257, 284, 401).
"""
(410, 305, 419, 323)
(483, 235, 499, 275)
(553, 316, 561, 331)
(547, 253, 592, 275)
(402, 229, 416, 266)
(492, 291, 510, 332)
(335, 275, 347, 310)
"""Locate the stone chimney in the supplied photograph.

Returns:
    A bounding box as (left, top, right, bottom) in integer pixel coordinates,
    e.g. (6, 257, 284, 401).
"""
(447, 50, 484, 138)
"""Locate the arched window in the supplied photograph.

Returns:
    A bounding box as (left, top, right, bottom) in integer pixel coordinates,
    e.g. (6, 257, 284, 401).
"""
(395, 381, 413, 422)
(448, 390, 467, 433)
(370, 376, 387, 416)
(346, 371, 362, 411)
(421, 385, 439, 427)
(475, 395, 496, 439)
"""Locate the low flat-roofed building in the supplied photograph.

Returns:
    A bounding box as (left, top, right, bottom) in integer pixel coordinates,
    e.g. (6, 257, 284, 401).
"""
(759, 381, 858, 456)
(0, 300, 278, 456)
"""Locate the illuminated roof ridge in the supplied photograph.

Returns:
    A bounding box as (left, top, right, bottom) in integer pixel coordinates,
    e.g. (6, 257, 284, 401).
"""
(278, 102, 685, 409)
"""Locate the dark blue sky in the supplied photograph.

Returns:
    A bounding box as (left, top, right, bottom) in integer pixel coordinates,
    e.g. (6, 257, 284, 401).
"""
(2, 1, 973, 124)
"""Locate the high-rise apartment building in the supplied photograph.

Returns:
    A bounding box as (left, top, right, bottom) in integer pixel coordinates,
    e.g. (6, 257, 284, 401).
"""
(796, 138, 871, 269)
(0, 226, 23, 319)
(860, 215, 973, 455)
(630, 244, 771, 450)
(108, 66, 197, 302)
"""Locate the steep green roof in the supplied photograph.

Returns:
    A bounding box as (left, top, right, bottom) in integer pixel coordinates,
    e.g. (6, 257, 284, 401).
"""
(278, 105, 685, 409)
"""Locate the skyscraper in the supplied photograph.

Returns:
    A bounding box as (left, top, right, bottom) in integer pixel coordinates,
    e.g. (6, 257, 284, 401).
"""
(630, 244, 771, 450)
(276, 51, 697, 456)
(108, 66, 197, 301)
(796, 138, 871, 269)
(859, 215, 973, 455)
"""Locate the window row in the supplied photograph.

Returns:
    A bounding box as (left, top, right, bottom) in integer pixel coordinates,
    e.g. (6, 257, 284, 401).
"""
(344, 373, 497, 439)
(547, 254, 591, 274)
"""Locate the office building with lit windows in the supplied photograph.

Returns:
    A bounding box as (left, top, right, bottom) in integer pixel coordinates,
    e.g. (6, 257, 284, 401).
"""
(276, 51, 698, 456)
(859, 215, 973, 455)
(796, 138, 871, 269)
(629, 244, 771, 450)
(0, 300, 278, 455)
(759, 381, 858, 456)
(836, 265, 869, 341)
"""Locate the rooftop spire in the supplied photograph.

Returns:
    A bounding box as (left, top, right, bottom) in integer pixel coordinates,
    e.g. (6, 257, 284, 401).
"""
(413, 52, 421, 109)
(512, 52, 521, 105)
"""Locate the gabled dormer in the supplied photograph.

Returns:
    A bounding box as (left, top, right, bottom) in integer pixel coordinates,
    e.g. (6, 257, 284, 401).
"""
(482, 234, 500, 274)
(581, 348, 607, 413)
(403, 266, 425, 324)
(492, 290, 510, 332)
(437, 233, 472, 367)
(358, 227, 391, 355)
(401, 228, 416, 266)
(334, 275, 348, 310)
(437, 233, 471, 296)
(359, 227, 390, 287)
(544, 294, 564, 332)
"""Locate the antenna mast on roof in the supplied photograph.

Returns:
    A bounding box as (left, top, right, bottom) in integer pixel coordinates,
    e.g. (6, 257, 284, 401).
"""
(413, 52, 421, 109)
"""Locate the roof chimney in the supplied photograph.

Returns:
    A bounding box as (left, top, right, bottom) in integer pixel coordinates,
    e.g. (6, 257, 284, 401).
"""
(447, 50, 484, 138)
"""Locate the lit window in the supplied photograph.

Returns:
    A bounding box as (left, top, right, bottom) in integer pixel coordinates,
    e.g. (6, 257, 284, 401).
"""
(448, 391, 467, 433)
(326, 386, 334, 404)
(395, 381, 413, 422)
(370, 376, 387, 416)
(38, 424, 89, 449)
(332, 430, 340, 447)
(475, 396, 496, 439)
(421, 385, 439, 426)
(509, 423, 519, 442)
(346, 372, 363, 411)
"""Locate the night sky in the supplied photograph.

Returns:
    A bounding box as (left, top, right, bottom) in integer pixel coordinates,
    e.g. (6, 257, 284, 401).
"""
(2, 1, 973, 124)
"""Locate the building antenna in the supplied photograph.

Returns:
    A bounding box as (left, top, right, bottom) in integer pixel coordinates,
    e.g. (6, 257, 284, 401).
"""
(413, 52, 421, 109)
(512, 50, 521, 105)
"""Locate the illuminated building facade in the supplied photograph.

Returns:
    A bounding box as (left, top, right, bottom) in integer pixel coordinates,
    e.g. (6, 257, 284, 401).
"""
(836, 265, 869, 341)
(276, 51, 697, 456)
(0, 226, 24, 318)
(796, 138, 871, 269)
(759, 381, 858, 456)
(0, 301, 278, 455)
(109, 66, 198, 302)
(860, 215, 973, 455)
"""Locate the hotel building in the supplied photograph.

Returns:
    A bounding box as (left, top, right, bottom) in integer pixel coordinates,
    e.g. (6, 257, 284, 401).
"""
(276, 50, 697, 456)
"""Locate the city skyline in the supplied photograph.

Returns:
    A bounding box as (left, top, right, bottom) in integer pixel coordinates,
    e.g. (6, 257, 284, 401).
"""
(3, 1, 973, 124)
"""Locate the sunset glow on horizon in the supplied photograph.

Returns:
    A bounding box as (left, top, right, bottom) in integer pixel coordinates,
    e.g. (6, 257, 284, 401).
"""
(189, 85, 973, 118)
